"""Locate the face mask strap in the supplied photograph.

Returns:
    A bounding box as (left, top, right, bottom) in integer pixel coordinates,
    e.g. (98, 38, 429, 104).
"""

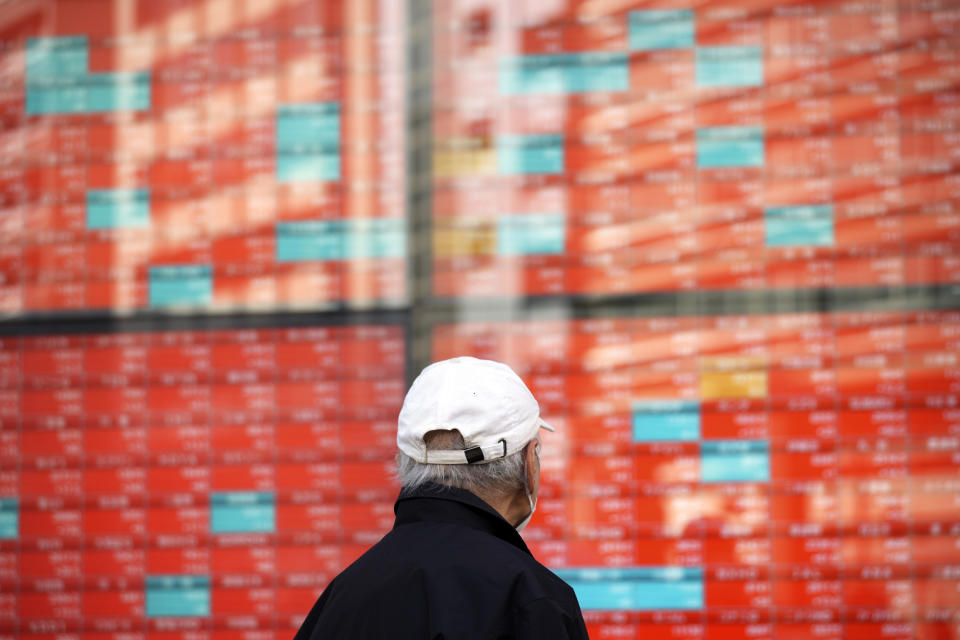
(515, 440, 540, 532)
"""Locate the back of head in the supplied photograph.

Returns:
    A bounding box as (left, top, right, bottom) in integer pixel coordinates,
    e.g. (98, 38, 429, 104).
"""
(395, 428, 526, 501)
(395, 357, 553, 503)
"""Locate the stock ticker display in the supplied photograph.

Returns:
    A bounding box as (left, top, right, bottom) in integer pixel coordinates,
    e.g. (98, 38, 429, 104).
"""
(432, 1, 960, 297)
(0, 324, 407, 638)
(1, 0, 960, 639)
(0, 0, 406, 313)
(435, 311, 960, 638)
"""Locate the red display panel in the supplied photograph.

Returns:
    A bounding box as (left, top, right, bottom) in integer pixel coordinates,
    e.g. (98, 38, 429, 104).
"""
(2, 0, 960, 638)
(434, 310, 960, 639)
(432, 1, 960, 297)
(0, 324, 406, 638)
(0, 0, 406, 314)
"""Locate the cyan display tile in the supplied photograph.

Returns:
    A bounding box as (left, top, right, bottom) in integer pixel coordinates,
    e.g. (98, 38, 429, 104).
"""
(0, 499, 17, 539)
(629, 10, 695, 50)
(696, 126, 765, 168)
(497, 213, 566, 255)
(87, 189, 150, 230)
(145, 576, 211, 618)
(210, 492, 276, 534)
(765, 205, 835, 247)
(701, 439, 770, 483)
(633, 399, 701, 442)
(696, 46, 764, 87)
(499, 53, 629, 95)
(498, 134, 565, 175)
(148, 265, 213, 307)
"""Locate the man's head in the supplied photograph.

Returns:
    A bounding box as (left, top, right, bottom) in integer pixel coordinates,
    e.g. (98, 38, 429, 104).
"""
(395, 357, 553, 529)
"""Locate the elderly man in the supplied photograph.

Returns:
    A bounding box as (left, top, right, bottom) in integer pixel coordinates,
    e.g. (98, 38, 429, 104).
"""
(294, 356, 588, 639)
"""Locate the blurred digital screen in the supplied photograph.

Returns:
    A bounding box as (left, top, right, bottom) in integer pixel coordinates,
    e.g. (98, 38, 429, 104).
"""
(2, 0, 960, 639)
(432, 1, 960, 297)
(0, 323, 406, 637)
(0, 0, 406, 314)
(435, 310, 960, 638)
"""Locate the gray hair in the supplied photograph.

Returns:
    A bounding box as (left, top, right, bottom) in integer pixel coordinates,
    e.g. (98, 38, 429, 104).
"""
(395, 429, 528, 497)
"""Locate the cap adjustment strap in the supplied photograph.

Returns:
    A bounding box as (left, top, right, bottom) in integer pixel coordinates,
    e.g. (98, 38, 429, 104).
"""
(423, 438, 510, 465)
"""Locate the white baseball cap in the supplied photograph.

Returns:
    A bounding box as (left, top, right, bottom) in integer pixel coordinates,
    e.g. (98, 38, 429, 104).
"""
(397, 356, 554, 464)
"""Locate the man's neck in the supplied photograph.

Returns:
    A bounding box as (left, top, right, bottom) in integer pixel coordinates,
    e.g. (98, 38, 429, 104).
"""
(476, 487, 529, 529)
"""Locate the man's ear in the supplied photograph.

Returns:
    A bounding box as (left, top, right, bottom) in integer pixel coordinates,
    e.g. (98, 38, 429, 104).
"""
(523, 441, 539, 490)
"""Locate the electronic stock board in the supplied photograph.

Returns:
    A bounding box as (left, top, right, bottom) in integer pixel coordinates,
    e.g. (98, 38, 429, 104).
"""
(2, 1, 960, 638)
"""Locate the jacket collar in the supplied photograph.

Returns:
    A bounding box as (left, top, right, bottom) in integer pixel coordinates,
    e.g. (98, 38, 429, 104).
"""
(393, 482, 532, 556)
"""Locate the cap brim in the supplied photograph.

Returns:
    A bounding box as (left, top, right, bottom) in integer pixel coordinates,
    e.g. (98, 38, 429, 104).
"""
(539, 417, 555, 432)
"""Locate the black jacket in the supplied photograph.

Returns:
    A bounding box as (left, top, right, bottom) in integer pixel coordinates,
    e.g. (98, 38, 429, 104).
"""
(293, 483, 588, 639)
